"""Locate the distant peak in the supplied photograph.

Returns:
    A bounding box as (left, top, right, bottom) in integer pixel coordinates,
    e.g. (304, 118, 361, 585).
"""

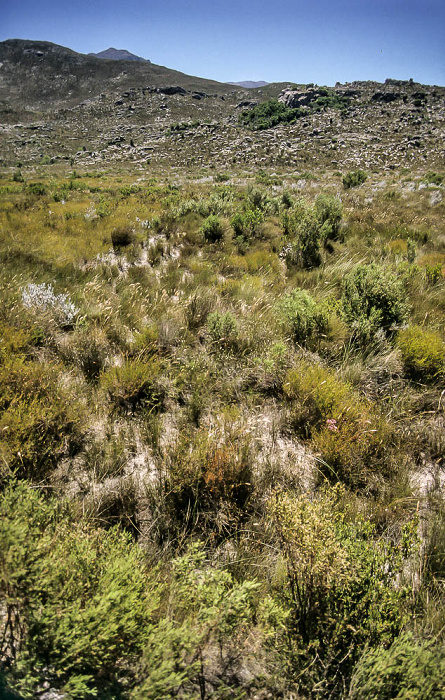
(89, 47, 149, 63)
(229, 80, 269, 89)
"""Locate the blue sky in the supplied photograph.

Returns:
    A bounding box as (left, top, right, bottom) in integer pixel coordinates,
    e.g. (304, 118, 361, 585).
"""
(2, 0, 444, 85)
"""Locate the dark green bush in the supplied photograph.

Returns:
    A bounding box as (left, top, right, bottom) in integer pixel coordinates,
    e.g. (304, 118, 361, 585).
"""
(200, 215, 224, 243)
(277, 289, 327, 345)
(342, 263, 408, 341)
(315, 194, 343, 240)
(343, 170, 367, 189)
(206, 311, 238, 350)
(111, 224, 135, 248)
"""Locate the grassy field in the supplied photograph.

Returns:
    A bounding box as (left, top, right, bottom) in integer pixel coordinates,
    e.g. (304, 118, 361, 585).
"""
(0, 161, 444, 698)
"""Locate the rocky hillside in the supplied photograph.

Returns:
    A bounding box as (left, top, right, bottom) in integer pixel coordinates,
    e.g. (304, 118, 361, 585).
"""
(0, 39, 444, 172)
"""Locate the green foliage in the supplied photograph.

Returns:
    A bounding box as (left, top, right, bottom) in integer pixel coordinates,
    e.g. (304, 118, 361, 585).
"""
(132, 542, 259, 699)
(343, 170, 367, 189)
(342, 263, 408, 341)
(348, 634, 445, 700)
(200, 214, 224, 243)
(269, 488, 411, 697)
(230, 208, 264, 246)
(276, 288, 327, 345)
(281, 201, 324, 268)
(422, 172, 443, 186)
(206, 311, 238, 351)
(27, 182, 47, 196)
(238, 98, 304, 131)
(315, 193, 343, 240)
(397, 325, 445, 380)
(100, 358, 165, 413)
(0, 358, 82, 481)
(0, 482, 158, 698)
(284, 361, 392, 486)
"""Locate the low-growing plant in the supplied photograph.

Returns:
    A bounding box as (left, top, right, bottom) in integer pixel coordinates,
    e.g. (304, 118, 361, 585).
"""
(397, 325, 444, 380)
(100, 358, 165, 413)
(0, 358, 82, 481)
(206, 310, 238, 351)
(111, 224, 135, 248)
(21, 282, 79, 328)
(348, 633, 445, 700)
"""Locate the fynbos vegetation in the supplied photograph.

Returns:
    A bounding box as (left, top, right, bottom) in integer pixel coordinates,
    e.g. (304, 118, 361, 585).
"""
(0, 38, 445, 700)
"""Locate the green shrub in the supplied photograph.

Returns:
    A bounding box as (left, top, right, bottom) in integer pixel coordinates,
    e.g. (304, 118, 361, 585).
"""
(282, 204, 322, 268)
(200, 215, 224, 243)
(206, 311, 238, 350)
(343, 170, 367, 189)
(0, 481, 158, 698)
(0, 358, 82, 481)
(348, 634, 445, 700)
(397, 326, 445, 380)
(269, 488, 410, 697)
(100, 358, 165, 413)
(283, 361, 392, 486)
(276, 289, 327, 345)
(342, 263, 408, 341)
(315, 194, 343, 240)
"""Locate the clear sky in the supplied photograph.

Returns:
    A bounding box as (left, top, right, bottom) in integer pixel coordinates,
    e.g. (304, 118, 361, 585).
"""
(2, 0, 444, 86)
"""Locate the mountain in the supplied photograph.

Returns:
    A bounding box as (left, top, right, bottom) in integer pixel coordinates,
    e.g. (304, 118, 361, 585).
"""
(88, 47, 149, 63)
(0, 39, 232, 112)
(229, 81, 269, 88)
(0, 39, 444, 174)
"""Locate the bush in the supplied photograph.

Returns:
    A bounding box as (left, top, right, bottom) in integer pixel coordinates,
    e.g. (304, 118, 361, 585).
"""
(200, 215, 224, 243)
(276, 289, 327, 345)
(206, 311, 238, 351)
(315, 194, 343, 241)
(0, 482, 158, 698)
(348, 634, 445, 700)
(100, 358, 165, 413)
(342, 263, 408, 341)
(282, 203, 322, 268)
(0, 358, 82, 481)
(22, 282, 79, 328)
(343, 170, 367, 189)
(111, 224, 135, 248)
(283, 361, 392, 486)
(397, 326, 445, 380)
(269, 488, 410, 697)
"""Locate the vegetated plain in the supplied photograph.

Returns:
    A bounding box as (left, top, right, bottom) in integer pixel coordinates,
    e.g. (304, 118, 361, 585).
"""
(1, 39, 445, 700)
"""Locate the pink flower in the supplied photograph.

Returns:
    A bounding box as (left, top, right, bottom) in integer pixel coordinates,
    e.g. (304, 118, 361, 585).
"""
(326, 418, 338, 432)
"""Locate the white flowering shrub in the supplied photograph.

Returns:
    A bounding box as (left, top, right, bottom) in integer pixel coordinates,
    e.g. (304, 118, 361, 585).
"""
(22, 283, 79, 326)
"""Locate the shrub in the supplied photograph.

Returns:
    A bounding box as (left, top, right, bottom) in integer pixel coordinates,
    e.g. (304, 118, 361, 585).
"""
(397, 326, 445, 380)
(342, 263, 408, 341)
(343, 170, 367, 189)
(206, 311, 238, 350)
(230, 208, 264, 244)
(100, 358, 165, 413)
(269, 488, 410, 697)
(276, 289, 327, 345)
(0, 482, 158, 698)
(161, 427, 254, 538)
(22, 282, 79, 328)
(282, 204, 322, 268)
(0, 358, 82, 481)
(111, 224, 135, 248)
(315, 194, 343, 240)
(283, 361, 392, 486)
(200, 215, 224, 243)
(348, 634, 445, 700)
